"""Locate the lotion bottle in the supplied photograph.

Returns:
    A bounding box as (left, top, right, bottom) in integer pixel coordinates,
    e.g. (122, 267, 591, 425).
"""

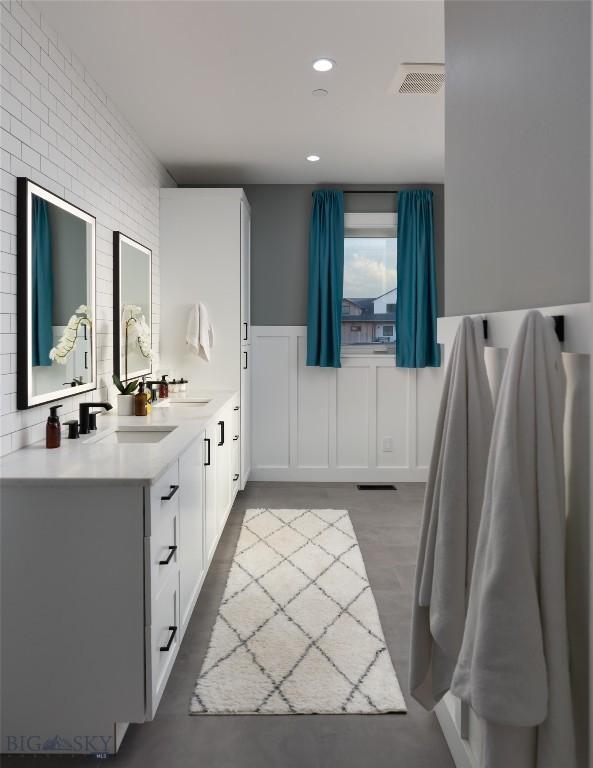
(134, 382, 147, 416)
(46, 404, 62, 448)
(159, 375, 169, 399)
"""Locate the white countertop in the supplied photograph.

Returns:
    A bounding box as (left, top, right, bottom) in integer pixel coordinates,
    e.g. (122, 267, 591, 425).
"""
(0, 390, 237, 486)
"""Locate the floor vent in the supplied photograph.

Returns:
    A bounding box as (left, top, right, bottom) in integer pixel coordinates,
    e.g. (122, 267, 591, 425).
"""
(356, 484, 398, 491)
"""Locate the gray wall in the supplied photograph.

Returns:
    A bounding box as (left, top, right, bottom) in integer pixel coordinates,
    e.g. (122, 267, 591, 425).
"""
(245, 184, 444, 326)
(444, 0, 590, 316)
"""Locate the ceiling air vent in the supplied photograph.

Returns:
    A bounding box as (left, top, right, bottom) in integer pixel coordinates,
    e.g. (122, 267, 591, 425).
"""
(393, 63, 445, 94)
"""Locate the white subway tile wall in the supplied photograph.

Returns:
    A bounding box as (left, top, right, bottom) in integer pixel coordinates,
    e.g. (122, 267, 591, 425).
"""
(0, 1, 175, 455)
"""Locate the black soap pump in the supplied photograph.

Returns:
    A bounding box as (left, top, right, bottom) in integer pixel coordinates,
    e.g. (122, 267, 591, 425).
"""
(46, 404, 62, 449)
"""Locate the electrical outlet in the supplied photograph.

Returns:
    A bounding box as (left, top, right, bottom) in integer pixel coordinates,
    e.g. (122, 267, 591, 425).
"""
(382, 437, 394, 452)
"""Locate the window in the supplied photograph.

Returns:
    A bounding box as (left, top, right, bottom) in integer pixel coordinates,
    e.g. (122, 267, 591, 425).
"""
(342, 213, 397, 355)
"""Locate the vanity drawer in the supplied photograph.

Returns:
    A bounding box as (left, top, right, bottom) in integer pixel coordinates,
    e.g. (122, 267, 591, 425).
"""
(145, 512, 179, 619)
(146, 462, 180, 535)
(145, 568, 180, 719)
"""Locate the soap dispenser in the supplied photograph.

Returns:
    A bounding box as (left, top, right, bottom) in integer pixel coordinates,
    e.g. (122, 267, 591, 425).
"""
(46, 405, 62, 448)
(134, 381, 147, 416)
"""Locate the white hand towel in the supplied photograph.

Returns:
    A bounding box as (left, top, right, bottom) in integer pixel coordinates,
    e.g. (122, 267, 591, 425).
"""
(185, 303, 214, 362)
(451, 311, 576, 768)
(409, 316, 493, 710)
(198, 302, 213, 361)
(186, 304, 200, 354)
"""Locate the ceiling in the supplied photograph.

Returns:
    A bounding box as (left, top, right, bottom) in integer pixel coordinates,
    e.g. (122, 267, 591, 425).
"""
(36, 1, 444, 185)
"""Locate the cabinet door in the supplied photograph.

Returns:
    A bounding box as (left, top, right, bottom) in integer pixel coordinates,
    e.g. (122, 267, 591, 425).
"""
(231, 399, 241, 500)
(178, 437, 204, 632)
(240, 199, 250, 345)
(241, 349, 251, 488)
(215, 410, 231, 533)
(204, 428, 218, 563)
(146, 569, 180, 719)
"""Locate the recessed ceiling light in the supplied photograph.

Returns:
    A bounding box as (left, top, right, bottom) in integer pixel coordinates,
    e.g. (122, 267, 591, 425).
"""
(306, 155, 320, 162)
(313, 58, 334, 72)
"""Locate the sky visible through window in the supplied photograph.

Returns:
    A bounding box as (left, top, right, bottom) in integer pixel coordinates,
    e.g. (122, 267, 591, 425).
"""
(344, 238, 397, 298)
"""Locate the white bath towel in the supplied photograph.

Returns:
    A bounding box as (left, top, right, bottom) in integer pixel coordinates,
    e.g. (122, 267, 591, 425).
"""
(410, 316, 493, 710)
(186, 303, 214, 361)
(451, 311, 576, 768)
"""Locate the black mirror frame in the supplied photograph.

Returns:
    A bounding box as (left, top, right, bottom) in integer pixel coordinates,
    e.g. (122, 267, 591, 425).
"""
(16, 177, 97, 410)
(113, 231, 153, 383)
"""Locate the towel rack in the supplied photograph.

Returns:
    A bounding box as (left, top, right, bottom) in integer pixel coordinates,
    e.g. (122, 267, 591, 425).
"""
(482, 315, 564, 343)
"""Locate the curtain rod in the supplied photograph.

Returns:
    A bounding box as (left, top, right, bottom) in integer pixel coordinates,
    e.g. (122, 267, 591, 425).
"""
(311, 189, 401, 196)
(343, 190, 400, 194)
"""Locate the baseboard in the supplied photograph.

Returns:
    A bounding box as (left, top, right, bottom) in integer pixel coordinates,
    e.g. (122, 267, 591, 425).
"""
(250, 468, 429, 482)
(435, 700, 476, 768)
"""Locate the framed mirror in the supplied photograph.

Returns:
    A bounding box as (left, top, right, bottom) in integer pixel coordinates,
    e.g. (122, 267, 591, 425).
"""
(17, 178, 96, 410)
(113, 232, 152, 382)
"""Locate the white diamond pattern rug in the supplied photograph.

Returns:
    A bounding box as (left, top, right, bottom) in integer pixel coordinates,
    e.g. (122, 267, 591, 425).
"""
(190, 509, 407, 715)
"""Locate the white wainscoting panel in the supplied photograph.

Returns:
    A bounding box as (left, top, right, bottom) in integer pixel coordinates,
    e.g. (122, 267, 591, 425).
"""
(296, 336, 331, 468)
(416, 366, 443, 468)
(336, 365, 370, 468)
(251, 327, 444, 482)
(252, 332, 291, 468)
(376, 366, 409, 468)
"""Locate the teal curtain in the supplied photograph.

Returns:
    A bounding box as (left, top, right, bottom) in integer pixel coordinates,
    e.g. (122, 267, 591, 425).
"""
(31, 196, 53, 366)
(396, 190, 440, 368)
(306, 190, 344, 367)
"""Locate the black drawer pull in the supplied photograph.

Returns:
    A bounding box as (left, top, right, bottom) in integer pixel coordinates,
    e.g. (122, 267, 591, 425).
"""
(159, 545, 177, 565)
(159, 625, 177, 652)
(204, 438, 211, 466)
(161, 485, 179, 501)
(243, 322, 248, 342)
(233, 435, 239, 441)
(234, 406, 240, 411)
(218, 420, 225, 447)
(243, 351, 248, 370)
(233, 473, 240, 482)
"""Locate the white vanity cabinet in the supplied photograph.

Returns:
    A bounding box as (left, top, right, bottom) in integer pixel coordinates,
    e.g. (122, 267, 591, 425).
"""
(241, 350, 251, 484)
(1, 396, 241, 755)
(178, 438, 205, 632)
(215, 411, 231, 531)
(203, 421, 218, 563)
(215, 396, 239, 531)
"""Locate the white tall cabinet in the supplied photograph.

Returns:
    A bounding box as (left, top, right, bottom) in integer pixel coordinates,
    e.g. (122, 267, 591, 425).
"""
(160, 188, 251, 489)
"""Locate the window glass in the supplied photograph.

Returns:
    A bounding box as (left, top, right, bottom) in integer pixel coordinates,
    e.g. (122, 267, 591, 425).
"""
(342, 236, 396, 353)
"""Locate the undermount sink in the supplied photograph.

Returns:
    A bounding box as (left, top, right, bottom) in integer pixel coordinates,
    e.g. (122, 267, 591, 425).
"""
(88, 426, 177, 445)
(164, 397, 211, 406)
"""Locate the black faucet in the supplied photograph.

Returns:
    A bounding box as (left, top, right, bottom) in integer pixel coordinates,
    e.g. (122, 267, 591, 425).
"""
(79, 402, 113, 434)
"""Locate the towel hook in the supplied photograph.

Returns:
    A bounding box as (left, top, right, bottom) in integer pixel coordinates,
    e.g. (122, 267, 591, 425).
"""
(552, 315, 565, 343)
(481, 315, 564, 342)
